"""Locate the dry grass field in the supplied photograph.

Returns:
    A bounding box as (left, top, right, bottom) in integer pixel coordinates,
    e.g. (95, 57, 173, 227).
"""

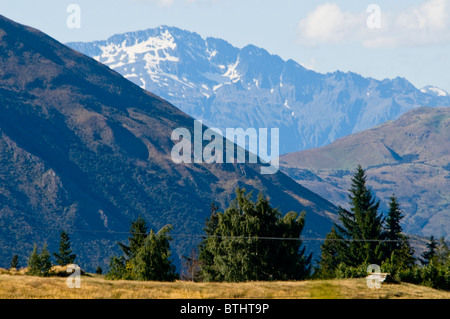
(0, 268, 449, 299)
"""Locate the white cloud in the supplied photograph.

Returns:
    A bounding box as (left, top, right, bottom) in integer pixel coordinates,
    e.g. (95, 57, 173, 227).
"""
(297, 3, 365, 45)
(397, 0, 448, 30)
(297, 0, 450, 48)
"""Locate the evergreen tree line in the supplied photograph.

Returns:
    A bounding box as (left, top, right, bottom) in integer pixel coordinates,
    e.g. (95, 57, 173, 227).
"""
(316, 165, 450, 290)
(105, 217, 178, 281)
(19, 230, 95, 277)
(106, 189, 312, 282)
(13, 231, 102, 276)
(105, 166, 448, 289)
(13, 166, 449, 290)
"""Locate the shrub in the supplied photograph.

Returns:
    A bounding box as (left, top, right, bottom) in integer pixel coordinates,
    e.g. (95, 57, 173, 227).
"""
(398, 262, 450, 290)
(334, 262, 369, 279)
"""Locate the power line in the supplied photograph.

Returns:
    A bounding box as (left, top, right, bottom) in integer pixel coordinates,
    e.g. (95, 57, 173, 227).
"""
(0, 225, 422, 243)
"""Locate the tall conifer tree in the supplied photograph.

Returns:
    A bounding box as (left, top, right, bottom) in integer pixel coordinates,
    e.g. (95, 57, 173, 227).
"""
(40, 244, 52, 276)
(28, 244, 52, 276)
(106, 218, 178, 281)
(10, 255, 19, 270)
(383, 194, 413, 261)
(334, 165, 384, 266)
(131, 225, 178, 281)
(318, 226, 343, 278)
(421, 236, 438, 265)
(118, 215, 148, 260)
(199, 188, 311, 282)
(27, 244, 41, 276)
(53, 231, 76, 266)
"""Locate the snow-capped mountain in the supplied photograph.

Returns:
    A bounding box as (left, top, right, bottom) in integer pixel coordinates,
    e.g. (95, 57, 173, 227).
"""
(67, 26, 450, 155)
(420, 85, 448, 97)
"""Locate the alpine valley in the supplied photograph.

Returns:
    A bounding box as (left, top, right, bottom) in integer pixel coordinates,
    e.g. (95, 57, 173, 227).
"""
(0, 15, 338, 271)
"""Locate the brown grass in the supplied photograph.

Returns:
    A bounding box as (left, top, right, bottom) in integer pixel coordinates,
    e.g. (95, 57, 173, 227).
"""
(0, 270, 449, 299)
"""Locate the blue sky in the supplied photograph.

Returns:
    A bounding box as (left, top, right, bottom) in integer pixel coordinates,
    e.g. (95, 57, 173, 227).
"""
(2, 0, 449, 92)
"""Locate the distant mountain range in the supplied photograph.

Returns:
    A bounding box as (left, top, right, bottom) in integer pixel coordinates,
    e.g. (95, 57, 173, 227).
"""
(0, 15, 338, 271)
(280, 107, 450, 240)
(68, 26, 450, 155)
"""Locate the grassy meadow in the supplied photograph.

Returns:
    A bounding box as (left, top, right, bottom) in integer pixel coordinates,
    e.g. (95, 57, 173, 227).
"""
(0, 268, 448, 299)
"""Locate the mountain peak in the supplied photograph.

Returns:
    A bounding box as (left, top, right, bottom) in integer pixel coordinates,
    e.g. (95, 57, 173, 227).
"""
(67, 26, 450, 155)
(420, 85, 448, 97)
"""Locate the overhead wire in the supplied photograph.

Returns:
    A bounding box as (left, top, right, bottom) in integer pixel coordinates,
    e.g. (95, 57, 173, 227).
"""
(0, 225, 427, 243)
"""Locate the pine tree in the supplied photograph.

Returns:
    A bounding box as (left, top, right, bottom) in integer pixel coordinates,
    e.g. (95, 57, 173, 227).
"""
(131, 225, 178, 281)
(275, 210, 312, 280)
(40, 244, 53, 276)
(10, 255, 19, 270)
(383, 194, 411, 260)
(318, 226, 343, 278)
(333, 165, 384, 266)
(27, 244, 52, 276)
(393, 240, 416, 269)
(436, 237, 450, 264)
(106, 218, 178, 281)
(105, 256, 128, 280)
(27, 244, 41, 276)
(199, 188, 311, 282)
(385, 195, 403, 244)
(197, 202, 221, 280)
(53, 231, 76, 266)
(118, 215, 148, 260)
(421, 236, 438, 265)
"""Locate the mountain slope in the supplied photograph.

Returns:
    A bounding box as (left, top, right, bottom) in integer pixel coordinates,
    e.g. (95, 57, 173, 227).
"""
(0, 15, 337, 271)
(67, 26, 450, 155)
(280, 107, 450, 239)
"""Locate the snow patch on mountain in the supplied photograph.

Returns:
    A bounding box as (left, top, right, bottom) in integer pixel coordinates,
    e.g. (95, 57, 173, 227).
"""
(67, 26, 450, 155)
(421, 85, 448, 97)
